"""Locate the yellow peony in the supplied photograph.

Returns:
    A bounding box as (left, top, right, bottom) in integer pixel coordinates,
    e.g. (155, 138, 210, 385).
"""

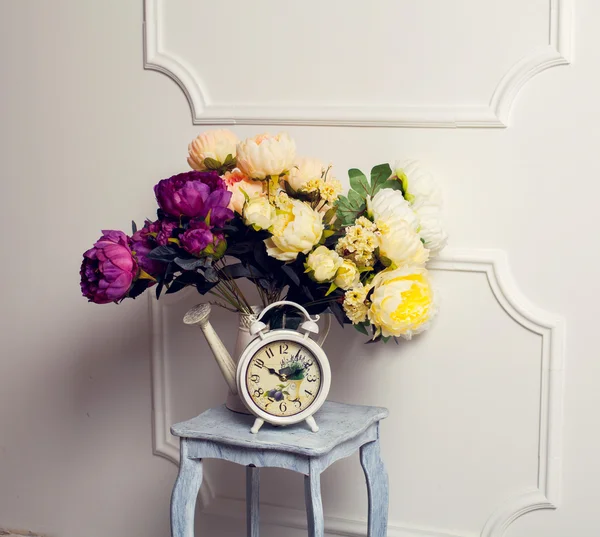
(187, 129, 238, 171)
(243, 195, 276, 231)
(335, 260, 360, 290)
(305, 246, 343, 283)
(236, 133, 296, 180)
(376, 217, 429, 267)
(264, 199, 323, 261)
(368, 266, 436, 339)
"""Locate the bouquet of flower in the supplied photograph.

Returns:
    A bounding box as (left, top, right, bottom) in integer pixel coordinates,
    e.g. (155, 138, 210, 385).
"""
(80, 130, 447, 342)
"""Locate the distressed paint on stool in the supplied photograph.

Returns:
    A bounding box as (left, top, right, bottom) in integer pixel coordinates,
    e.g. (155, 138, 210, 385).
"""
(170, 401, 389, 537)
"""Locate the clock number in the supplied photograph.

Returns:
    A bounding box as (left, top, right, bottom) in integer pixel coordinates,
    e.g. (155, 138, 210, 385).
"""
(254, 358, 264, 369)
(305, 360, 313, 368)
(279, 402, 287, 413)
(306, 374, 317, 383)
(264, 347, 275, 359)
(304, 389, 314, 397)
(279, 343, 289, 355)
(250, 374, 260, 383)
(293, 398, 302, 408)
(253, 388, 264, 397)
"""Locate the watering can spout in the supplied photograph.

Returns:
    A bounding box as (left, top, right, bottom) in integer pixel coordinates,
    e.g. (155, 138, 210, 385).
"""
(183, 304, 238, 395)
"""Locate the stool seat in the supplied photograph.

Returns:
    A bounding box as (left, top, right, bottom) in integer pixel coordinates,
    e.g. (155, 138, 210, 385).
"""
(169, 401, 389, 537)
(171, 401, 388, 456)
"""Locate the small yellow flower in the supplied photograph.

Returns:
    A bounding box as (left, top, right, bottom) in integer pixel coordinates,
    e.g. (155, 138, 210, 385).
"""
(335, 221, 378, 267)
(342, 284, 370, 324)
(301, 178, 322, 193)
(319, 178, 343, 203)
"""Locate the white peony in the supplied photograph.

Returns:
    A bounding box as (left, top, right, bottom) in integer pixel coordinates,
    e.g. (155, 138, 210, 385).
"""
(334, 260, 360, 290)
(264, 199, 324, 261)
(305, 246, 343, 282)
(287, 157, 325, 191)
(376, 217, 429, 267)
(414, 204, 448, 258)
(368, 265, 437, 339)
(395, 160, 443, 209)
(367, 188, 419, 231)
(236, 133, 296, 180)
(187, 129, 238, 170)
(243, 195, 276, 231)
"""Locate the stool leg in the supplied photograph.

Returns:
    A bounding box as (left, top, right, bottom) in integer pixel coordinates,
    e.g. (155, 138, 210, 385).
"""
(360, 437, 389, 537)
(246, 466, 260, 537)
(304, 469, 324, 537)
(171, 441, 203, 537)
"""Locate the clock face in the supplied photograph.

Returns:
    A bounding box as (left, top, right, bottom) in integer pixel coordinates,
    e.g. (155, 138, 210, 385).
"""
(244, 339, 322, 418)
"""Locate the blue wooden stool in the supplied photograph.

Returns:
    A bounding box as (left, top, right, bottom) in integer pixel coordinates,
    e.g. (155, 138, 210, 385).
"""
(170, 401, 389, 537)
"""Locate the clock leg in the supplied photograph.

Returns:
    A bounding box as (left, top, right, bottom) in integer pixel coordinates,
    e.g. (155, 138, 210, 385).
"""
(305, 415, 319, 432)
(250, 417, 264, 434)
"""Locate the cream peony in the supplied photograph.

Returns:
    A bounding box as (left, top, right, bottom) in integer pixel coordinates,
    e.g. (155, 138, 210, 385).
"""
(368, 266, 436, 339)
(243, 195, 276, 231)
(236, 133, 296, 180)
(287, 157, 325, 191)
(223, 169, 264, 214)
(187, 129, 238, 171)
(264, 199, 323, 261)
(395, 160, 443, 209)
(376, 217, 429, 267)
(305, 246, 343, 283)
(414, 204, 448, 258)
(334, 260, 360, 290)
(368, 188, 419, 231)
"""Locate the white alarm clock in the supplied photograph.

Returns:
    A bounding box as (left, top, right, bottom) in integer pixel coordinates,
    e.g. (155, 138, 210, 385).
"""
(236, 301, 331, 434)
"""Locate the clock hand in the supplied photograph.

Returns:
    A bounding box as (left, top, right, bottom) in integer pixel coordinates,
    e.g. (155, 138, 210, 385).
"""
(266, 367, 287, 381)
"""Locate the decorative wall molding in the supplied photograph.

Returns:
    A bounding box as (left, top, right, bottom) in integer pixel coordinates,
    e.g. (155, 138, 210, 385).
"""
(149, 248, 566, 536)
(149, 291, 215, 509)
(143, 0, 573, 128)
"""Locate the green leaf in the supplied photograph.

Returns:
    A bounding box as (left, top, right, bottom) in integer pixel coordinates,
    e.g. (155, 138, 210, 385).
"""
(335, 195, 366, 226)
(348, 189, 363, 207)
(325, 282, 338, 296)
(353, 322, 369, 336)
(369, 163, 393, 196)
(323, 206, 337, 224)
(348, 168, 371, 199)
(203, 157, 222, 170)
(131, 220, 138, 234)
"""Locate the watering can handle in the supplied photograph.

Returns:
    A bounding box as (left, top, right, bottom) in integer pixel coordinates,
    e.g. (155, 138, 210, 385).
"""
(255, 300, 331, 346)
(317, 314, 331, 346)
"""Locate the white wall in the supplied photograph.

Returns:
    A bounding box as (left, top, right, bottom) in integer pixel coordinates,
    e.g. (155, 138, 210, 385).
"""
(1, 1, 599, 537)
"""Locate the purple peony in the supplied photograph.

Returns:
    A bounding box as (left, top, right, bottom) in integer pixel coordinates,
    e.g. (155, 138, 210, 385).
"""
(154, 171, 234, 226)
(180, 222, 214, 256)
(155, 219, 178, 246)
(80, 230, 138, 304)
(130, 220, 170, 277)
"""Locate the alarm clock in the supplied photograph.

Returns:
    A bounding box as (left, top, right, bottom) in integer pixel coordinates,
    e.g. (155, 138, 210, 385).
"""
(236, 300, 331, 434)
